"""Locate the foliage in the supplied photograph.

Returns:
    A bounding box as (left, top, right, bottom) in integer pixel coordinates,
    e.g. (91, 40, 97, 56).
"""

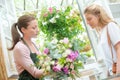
(38, 6, 84, 40)
(36, 38, 84, 80)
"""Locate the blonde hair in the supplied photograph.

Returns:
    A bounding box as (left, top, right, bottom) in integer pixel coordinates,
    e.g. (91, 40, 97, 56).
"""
(84, 4, 113, 28)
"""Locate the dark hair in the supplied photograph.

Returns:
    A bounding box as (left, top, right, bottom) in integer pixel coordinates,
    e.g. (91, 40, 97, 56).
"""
(9, 15, 36, 50)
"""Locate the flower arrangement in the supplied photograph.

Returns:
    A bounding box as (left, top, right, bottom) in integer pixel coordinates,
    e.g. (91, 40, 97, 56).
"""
(38, 6, 84, 40)
(35, 5, 93, 80)
(37, 37, 84, 80)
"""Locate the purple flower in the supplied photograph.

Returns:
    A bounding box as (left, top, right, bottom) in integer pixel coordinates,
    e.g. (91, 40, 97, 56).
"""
(43, 48, 49, 54)
(67, 51, 79, 62)
(52, 64, 61, 72)
(62, 67, 69, 74)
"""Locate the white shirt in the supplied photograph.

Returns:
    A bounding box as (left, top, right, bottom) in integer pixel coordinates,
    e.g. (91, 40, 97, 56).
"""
(98, 22, 120, 71)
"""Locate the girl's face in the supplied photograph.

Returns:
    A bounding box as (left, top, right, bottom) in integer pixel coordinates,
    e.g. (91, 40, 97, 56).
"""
(85, 13, 99, 29)
(23, 20, 39, 38)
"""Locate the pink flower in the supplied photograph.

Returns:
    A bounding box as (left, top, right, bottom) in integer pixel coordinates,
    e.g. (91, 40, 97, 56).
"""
(49, 7, 53, 14)
(43, 48, 49, 54)
(52, 64, 61, 72)
(63, 38, 69, 44)
(71, 70, 76, 75)
(67, 51, 79, 62)
(70, 64, 74, 69)
(62, 67, 69, 74)
(43, 13, 48, 17)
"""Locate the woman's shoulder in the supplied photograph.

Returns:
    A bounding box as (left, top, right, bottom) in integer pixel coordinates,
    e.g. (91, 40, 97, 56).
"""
(108, 22, 117, 26)
(13, 41, 30, 57)
(107, 21, 119, 29)
(14, 41, 28, 51)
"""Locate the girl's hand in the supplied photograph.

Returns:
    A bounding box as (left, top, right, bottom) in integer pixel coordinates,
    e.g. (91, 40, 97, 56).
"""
(39, 68, 45, 74)
(43, 71, 50, 76)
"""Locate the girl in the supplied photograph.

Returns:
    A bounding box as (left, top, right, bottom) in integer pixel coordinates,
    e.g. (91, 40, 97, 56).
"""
(9, 15, 45, 80)
(84, 4, 120, 78)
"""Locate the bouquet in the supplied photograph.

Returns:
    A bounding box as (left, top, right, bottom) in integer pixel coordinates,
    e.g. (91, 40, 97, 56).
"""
(35, 5, 92, 80)
(36, 38, 84, 80)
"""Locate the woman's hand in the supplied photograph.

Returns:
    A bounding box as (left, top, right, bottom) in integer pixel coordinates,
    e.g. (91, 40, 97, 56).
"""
(39, 68, 45, 78)
(43, 71, 50, 76)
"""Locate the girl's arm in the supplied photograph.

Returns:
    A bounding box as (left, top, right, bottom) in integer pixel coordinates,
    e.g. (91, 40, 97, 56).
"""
(14, 42, 44, 78)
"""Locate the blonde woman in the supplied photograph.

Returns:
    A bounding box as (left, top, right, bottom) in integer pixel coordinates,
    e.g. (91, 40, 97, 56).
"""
(84, 4, 120, 78)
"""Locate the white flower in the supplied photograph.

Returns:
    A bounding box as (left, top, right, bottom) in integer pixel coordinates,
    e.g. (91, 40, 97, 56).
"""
(51, 61, 55, 65)
(65, 49, 71, 55)
(62, 49, 71, 57)
(49, 17, 56, 23)
(62, 52, 68, 57)
(39, 60, 43, 64)
(46, 66, 51, 71)
(55, 15, 60, 18)
(44, 62, 49, 66)
(42, 21, 47, 26)
(46, 56, 52, 61)
(61, 7, 65, 12)
(66, 16, 69, 19)
(59, 40, 63, 43)
(51, 38, 58, 44)
(69, 43, 72, 48)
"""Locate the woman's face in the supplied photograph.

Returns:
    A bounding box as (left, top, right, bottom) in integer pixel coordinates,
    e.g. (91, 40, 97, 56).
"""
(23, 20, 39, 38)
(85, 13, 99, 29)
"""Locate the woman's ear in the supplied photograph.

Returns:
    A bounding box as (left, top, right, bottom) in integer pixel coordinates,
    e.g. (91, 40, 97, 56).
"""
(21, 27, 26, 34)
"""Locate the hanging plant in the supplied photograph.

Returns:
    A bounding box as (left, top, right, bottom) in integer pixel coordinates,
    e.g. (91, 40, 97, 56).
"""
(38, 6, 84, 40)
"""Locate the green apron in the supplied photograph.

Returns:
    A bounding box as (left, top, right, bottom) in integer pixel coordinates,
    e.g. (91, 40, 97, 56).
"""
(18, 38, 39, 80)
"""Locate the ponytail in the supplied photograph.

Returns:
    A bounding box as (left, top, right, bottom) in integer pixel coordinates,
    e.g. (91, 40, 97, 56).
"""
(9, 23, 21, 50)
